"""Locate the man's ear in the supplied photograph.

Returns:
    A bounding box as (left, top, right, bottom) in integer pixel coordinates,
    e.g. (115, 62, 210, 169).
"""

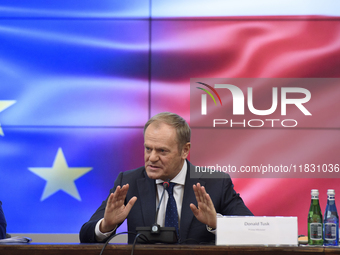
(181, 142, 191, 159)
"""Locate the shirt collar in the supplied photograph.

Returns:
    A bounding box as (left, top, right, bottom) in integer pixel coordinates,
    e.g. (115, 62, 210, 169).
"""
(155, 160, 187, 185)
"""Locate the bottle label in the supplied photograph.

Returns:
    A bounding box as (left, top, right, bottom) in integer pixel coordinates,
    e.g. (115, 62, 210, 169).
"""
(310, 223, 322, 240)
(324, 223, 337, 240)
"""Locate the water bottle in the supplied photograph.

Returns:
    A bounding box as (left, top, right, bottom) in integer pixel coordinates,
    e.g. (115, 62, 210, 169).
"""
(324, 189, 339, 246)
(308, 189, 323, 245)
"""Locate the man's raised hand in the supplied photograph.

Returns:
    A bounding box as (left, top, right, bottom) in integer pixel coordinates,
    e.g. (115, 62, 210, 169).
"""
(190, 183, 217, 229)
(100, 184, 137, 233)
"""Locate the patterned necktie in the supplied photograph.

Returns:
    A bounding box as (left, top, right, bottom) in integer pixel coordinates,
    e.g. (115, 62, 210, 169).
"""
(165, 182, 179, 238)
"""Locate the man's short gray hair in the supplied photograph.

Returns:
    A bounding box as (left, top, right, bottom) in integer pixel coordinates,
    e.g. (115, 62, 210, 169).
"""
(144, 112, 191, 151)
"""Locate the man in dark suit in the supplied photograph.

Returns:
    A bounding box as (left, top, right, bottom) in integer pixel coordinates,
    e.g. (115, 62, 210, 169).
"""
(79, 112, 252, 244)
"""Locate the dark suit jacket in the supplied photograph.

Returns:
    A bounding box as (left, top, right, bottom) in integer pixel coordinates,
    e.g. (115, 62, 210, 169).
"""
(79, 161, 253, 244)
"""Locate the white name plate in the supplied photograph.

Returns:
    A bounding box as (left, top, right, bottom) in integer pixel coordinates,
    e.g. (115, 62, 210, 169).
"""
(216, 216, 298, 246)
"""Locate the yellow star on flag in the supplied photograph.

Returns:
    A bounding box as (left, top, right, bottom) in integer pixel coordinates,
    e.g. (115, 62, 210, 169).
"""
(0, 100, 16, 136)
(28, 148, 93, 201)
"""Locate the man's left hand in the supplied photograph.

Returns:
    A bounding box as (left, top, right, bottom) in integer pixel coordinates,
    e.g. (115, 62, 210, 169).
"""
(190, 183, 217, 229)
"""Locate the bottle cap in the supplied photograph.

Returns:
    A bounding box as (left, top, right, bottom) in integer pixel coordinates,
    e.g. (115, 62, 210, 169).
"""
(327, 189, 335, 195)
(311, 189, 319, 199)
(311, 189, 319, 195)
(327, 189, 335, 200)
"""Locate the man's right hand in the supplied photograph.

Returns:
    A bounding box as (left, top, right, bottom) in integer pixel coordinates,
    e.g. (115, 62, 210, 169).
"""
(100, 184, 137, 233)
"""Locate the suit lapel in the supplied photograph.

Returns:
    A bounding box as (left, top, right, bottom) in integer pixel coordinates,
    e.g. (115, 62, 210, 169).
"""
(179, 161, 205, 242)
(137, 173, 156, 226)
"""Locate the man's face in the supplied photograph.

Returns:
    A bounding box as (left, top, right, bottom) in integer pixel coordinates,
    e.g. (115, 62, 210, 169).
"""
(144, 122, 190, 181)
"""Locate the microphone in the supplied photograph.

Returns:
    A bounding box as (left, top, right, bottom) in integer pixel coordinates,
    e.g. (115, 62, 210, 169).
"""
(153, 180, 169, 231)
(136, 179, 178, 244)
